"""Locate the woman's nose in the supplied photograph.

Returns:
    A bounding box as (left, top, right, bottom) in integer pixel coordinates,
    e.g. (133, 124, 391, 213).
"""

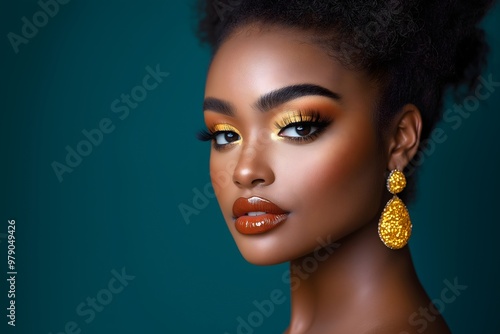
(232, 143, 275, 189)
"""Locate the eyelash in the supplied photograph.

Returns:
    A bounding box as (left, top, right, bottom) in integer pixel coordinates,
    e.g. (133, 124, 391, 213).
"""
(196, 130, 215, 142)
(196, 126, 240, 151)
(274, 110, 332, 143)
(197, 110, 332, 149)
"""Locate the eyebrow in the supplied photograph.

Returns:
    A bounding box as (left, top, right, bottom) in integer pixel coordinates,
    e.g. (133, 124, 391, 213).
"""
(203, 97, 234, 116)
(203, 83, 342, 116)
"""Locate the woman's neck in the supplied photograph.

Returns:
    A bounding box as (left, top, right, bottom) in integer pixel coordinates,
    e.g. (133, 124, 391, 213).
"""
(285, 218, 421, 334)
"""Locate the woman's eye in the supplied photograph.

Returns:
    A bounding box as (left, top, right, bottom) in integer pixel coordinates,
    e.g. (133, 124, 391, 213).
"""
(279, 123, 319, 138)
(214, 131, 240, 145)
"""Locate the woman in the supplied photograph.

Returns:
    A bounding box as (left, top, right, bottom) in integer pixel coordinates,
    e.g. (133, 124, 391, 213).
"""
(195, 0, 494, 332)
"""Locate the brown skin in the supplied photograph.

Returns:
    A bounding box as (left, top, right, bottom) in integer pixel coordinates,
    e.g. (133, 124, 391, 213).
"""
(203, 23, 450, 333)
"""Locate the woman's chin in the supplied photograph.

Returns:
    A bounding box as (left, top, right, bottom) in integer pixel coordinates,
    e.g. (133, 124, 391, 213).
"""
(234, 239, 292, 266)
(239, 251, 288, 266)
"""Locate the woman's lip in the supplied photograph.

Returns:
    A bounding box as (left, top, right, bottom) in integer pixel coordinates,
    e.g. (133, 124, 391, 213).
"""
(232, 197, 288, 235)
(233, 196, 287, 217)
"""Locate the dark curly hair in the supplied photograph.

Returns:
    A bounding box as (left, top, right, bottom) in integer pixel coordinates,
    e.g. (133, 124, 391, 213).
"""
(194, 0, 494, 203)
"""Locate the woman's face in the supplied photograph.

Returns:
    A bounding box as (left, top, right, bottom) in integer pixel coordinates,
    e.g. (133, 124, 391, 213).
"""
(203, 24, 388, 265)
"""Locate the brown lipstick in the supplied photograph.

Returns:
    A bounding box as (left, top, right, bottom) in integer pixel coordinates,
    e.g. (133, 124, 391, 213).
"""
(232, 196, 288, 235)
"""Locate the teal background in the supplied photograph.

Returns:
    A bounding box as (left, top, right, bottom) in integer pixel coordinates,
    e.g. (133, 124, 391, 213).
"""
(1, 1, 499, 333)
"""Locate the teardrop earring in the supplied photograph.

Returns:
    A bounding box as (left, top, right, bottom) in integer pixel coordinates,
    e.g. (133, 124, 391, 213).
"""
(378, 169, 412, 249)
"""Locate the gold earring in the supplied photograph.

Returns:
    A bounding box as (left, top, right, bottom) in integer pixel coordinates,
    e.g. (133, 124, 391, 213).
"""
(378, 169, 412, 249)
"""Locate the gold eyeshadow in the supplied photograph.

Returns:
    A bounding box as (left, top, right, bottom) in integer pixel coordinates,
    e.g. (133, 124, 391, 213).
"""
(204, 110, 331, 145)
(271, 109, 333, 142)
(212, 123, 241, 136)
(273, 111, 322, 129)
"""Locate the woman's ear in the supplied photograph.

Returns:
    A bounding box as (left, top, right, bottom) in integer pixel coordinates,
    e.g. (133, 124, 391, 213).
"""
(386, 103, 422, 171)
